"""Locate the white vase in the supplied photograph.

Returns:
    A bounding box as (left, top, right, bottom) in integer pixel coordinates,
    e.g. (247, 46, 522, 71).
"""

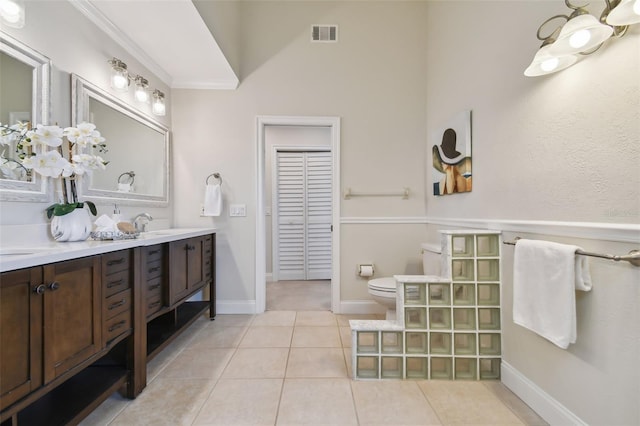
(50, 208, 92, 242)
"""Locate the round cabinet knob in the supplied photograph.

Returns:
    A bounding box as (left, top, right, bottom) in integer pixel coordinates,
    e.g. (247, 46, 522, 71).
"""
(33, 284, 46, 295)
(48, 281, 60, 291)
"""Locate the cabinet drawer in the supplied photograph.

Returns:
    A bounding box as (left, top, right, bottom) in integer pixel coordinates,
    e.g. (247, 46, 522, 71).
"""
(146, 276, 162, 298)
(146, 260, 163, 280)
(144, 245, 164, 263)
(104, 289, 132, 320)
(104, 269, 131, 297)
(104, 310, 131, 344)
(146, 294, 163, 318)
(103, 251, 131, 275)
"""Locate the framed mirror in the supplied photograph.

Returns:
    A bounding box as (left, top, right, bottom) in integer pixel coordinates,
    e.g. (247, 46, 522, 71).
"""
(0, 31, 51, 201)
(72, 74, 170, 206)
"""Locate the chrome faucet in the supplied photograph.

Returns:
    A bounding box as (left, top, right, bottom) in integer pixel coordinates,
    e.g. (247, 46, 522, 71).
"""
(133, 213, 153, 232)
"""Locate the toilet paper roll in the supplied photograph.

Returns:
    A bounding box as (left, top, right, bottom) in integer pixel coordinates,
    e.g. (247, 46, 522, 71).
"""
(358, 264, 374, 277)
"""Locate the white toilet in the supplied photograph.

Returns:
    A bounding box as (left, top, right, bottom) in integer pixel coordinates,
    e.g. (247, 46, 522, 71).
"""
(367, 243, 442, 320)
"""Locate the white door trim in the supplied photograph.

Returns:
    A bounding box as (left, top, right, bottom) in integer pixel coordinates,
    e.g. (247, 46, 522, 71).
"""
(256, 116, 341, 314)
(271, 145, 332, 282)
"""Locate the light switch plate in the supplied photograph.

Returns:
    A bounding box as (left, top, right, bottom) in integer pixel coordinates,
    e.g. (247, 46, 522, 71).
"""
(229, 204, 246, 217)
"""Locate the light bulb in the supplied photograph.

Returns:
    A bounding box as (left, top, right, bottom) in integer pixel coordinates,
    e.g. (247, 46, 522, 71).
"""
(569, 29, 591, 48)
(634, 0, 640, 15)
(152, 90, 166, 116)
(135, 87, 149, 103)
(111, 74, 128, 90)
(540, 58, 559, 72)
(0, 0, 24, 27)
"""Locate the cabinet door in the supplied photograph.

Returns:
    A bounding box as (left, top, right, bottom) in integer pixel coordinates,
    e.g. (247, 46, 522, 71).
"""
(42, 257, 102, 383)
(0, 268, 43, 410)
(168, 237, 205, 305)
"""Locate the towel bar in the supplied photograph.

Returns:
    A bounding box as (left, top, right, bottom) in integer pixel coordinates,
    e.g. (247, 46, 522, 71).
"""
(343, 187, 409, 200)
(504, 237, 640, 267)
(206, 173, 222, 185)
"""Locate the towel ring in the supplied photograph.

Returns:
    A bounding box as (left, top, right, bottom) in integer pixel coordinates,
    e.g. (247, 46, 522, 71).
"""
(118, 171, 135, 184)
(206, 173, 222, 185)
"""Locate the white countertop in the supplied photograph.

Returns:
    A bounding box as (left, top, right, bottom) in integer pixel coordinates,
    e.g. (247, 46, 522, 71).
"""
(0, 227, 217, 273)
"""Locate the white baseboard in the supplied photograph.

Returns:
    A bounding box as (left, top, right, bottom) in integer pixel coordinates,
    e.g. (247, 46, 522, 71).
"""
(216, 300, 257, 315)
(501, 362, 586, 426)
(339, 300, 386, 315)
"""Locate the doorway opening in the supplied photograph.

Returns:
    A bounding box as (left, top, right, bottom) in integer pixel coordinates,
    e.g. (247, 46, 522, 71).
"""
(255, 116, 341, 314)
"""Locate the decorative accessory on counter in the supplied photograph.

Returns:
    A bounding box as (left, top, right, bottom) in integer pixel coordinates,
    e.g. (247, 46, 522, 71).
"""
(1, 121, 108, 241)
(92, 214, 138, 240)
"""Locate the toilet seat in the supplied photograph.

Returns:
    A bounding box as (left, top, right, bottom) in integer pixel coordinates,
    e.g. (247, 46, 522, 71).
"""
(367, 277, 397, 293)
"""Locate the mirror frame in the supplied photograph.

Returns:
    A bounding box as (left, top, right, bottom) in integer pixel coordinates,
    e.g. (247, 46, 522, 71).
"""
(72, 74, 170, 207)
(0, 31, 51, 202)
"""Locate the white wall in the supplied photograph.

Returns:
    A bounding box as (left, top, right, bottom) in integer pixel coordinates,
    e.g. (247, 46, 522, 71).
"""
(0, 1, 173, 234)
(424, 2, 639, 424)
(172, 1, 430, 308)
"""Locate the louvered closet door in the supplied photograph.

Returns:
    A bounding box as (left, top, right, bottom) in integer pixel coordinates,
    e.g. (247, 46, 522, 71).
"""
(275, 151, 332, 280)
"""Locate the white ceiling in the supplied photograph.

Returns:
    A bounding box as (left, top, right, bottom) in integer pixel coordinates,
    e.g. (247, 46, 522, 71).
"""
(71, 0, 238, 90)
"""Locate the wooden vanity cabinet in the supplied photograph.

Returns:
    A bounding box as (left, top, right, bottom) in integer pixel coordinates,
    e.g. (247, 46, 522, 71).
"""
(0, 268, 43, 411)
(42, 257, 102, 384)
(168, 235, 207, 305)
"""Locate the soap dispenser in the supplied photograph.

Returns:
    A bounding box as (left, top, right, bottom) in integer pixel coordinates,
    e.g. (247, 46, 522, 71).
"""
(112, 204, 122, 224)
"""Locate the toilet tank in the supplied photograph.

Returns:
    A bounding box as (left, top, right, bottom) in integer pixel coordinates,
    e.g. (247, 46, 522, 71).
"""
(420, 243, 442, 275)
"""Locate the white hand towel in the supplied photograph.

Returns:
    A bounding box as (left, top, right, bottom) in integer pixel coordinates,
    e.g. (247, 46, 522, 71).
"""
(513, 239, 592, 349)
(203, 183, 222, 216)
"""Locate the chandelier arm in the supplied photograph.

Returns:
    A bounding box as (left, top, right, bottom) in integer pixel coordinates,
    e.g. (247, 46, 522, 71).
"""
(536, 14, 569, 42)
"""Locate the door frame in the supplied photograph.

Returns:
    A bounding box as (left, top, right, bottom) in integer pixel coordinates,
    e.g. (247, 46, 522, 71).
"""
(271, 146, 332, 282)
(255, 116, 341, 313)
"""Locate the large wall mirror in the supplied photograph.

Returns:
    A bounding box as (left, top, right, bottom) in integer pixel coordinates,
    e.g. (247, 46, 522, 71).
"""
(72, 74, 169, 206)
(0, 31, 51, 201)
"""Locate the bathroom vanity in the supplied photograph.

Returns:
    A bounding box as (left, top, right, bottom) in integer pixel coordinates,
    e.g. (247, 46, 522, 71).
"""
(0, 228, 216, 426)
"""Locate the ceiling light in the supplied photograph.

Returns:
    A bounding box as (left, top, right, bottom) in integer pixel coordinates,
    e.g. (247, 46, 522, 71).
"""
(606, 0, 640, 25)
(524, 44, 578, 77)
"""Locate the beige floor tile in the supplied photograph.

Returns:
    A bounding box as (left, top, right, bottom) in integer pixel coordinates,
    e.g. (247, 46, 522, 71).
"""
(352, 380, 442, 425)
(187, 325, 247, 349)
(343, 348, 353, 378)
(110, 378, 214, 426)
(339, 326, 353, 347)
(211, 314, 255, 327)
(252, 310, 297, 326)
(277, 378, 358, 425)
(267, 281, 330, 311)
(240, 326, 293, 348)
(291, 326, 341, 347)
(286, 348, 347, 378)
(222, 348, 289, 379)
(483, 382, 549, 426)
(419, 381, 525, 425)
(193, 379, 283, 425)
(159, 347, 235, 380)
(295, 310, 337, 326)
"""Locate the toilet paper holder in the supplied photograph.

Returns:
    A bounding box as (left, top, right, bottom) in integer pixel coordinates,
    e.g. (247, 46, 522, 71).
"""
(357, 264, 375, 277)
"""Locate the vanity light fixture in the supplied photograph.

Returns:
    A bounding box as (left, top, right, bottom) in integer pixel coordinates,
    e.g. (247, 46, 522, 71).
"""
(108, 57, 165, 112)
(606, 0, 640, 24)
(0, 0, 25, 28)
(108, 58, 129, 91)
(524, 0, 638, 77)
(151, 90, 166, 116)
(133, 76, 149, 103)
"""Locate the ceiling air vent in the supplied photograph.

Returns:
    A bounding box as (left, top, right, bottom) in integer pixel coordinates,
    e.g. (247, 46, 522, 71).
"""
(311, 25, 338, 42)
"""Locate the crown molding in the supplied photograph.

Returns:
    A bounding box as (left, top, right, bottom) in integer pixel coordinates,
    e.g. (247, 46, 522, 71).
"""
(69, 0, 173, 86)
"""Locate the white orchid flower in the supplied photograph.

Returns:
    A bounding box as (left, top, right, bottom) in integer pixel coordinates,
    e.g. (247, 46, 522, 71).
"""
(28, 125, 64, 147)
(23, 150, 69, 178)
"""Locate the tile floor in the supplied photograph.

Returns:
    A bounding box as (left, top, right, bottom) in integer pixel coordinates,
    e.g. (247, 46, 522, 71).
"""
(81, 310, 548, 426)
(266, 281, 331, 311)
